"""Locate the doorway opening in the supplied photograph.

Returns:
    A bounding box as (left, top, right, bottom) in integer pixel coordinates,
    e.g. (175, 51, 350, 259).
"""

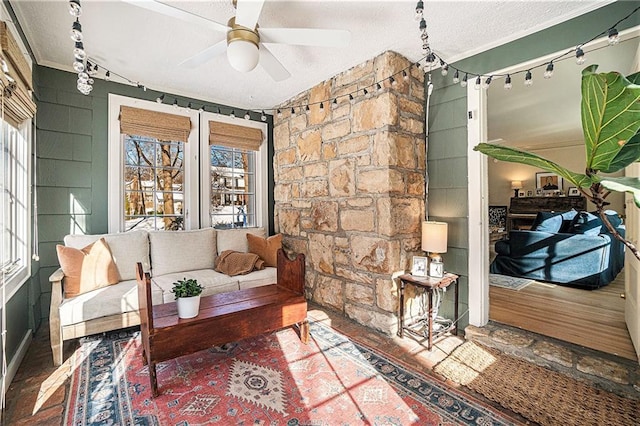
(467, 28, 640, 360)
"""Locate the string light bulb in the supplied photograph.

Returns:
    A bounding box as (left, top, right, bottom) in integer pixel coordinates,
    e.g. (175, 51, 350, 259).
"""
(440, 60, 448, 76)
(172, 98, 178, 108)
(390, 76, 397, 86)
(187, 102, 192, 110)
(483, 76, 492, 89)
(461, 73, 468, 88)
(608, 27, 620, 45)
(277, 109, 282, 118)
(525, 70, 533, 87)
(544, 62, 554, 79)
(363, 88, 369, 97)
(291, 107, 295, 115)
(199, 105, 205, 113)
(575, 47, 586, 65)
(230, 110, 235, 118)
(105, 70, 110, 81)
(376, 82, 382, 92)
(402, 70, 408, 81)
(156, 94, 164, 103)
(305, 105, 310, 112)
(452, 70, 460, 84)
(72, 59, 85, 72)
(261, 110, 267, 121)
(68, 0, 82, 17)
(244, 111, 251, 119)
(319, 102, 324, 110)
(333, 98, 338, 105)
(474, 75, 481, 90)
(415, 0, 424, 21)
(349, 93, 354, 103)
(504, 74, 512, 90)
(70, 19, 83, 42)
(73, 41, 86, 60)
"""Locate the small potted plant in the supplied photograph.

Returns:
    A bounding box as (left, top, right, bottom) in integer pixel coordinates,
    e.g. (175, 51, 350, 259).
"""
(171, 278, 204, 319)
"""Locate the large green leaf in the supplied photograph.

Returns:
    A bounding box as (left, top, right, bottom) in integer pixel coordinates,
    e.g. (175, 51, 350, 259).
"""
(603, 131, 640, 172)
(599, 176, 640, 208)
(474, 143, 593, 187)
(582, 65, 640, 171)
(627, 71, 640, 85)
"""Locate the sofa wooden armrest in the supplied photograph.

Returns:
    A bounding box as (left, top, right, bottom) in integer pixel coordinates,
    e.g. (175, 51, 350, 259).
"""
(49, 268, 65, 366)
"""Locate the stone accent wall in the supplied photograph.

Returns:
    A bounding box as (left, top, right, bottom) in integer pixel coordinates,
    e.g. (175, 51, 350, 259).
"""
(273, 51, 425, 334)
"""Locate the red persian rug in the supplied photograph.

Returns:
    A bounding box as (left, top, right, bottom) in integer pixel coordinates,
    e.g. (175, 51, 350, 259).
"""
(65, 321, 517, 425)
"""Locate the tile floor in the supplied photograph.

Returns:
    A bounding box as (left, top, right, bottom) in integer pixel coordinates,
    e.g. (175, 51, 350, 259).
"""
(3, 303, 638, 424)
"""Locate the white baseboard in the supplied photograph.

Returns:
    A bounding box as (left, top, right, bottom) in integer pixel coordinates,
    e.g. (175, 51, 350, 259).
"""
(4, 330, 32, 395)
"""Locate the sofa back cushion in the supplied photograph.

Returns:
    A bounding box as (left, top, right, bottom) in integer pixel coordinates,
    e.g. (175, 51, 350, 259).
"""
(247, 233, 282, 267)
(571, 210, 622, 235)
(217, 227, 266, 254)
(64, 230, 150, 281)
(149, 228, 217, 276)
(531, 209, 578, 233)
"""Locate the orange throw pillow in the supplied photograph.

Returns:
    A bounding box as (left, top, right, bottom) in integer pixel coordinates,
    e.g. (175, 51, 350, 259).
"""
(247, 233, 282, 267)
(56, 238, 121, 298)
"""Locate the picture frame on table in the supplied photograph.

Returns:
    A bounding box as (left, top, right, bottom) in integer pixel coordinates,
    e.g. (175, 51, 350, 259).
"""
(518, 189, 526, 197)
(535, 188, 543, 196)
(526, 190, 533, 197)
(411, 256, 428, 277)
(536, 172, 563, 194)
(568, 187, 580, 196)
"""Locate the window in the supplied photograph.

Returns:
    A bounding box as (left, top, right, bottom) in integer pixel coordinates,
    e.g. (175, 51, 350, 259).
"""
(109, 95, 199, 232)
(201, 113, 267, 229)
(1, 120, 31, 297)
(124, 135, 185, 231)
(109, 96, 268, 232)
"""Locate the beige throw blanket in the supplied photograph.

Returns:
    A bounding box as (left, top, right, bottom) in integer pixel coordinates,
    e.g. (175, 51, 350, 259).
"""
(215, 250, 265, 276)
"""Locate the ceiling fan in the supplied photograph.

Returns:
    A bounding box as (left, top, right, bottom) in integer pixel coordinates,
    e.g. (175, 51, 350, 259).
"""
(122, 0, 351, 81)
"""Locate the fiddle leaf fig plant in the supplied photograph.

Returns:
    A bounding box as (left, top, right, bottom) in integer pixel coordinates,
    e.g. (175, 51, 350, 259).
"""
(474, 65, 640, 260)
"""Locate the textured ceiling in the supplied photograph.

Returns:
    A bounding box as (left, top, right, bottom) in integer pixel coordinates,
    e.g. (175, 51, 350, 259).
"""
(11, 0, 610, 111)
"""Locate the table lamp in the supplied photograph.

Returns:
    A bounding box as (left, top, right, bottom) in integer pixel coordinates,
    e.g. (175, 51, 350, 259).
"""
(422, 221, 448, 278)
(511, 180, 523, 197)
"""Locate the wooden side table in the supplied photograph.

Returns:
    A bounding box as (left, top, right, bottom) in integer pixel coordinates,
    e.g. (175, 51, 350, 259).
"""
(397, 273, 459, 350)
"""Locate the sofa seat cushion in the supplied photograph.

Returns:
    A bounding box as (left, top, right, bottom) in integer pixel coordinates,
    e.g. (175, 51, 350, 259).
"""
(237, 267, 277, 290)
(64, 230, 150, 281)
(59, 278, 163, 326)
(152, 269, 239, 303)
(149, 228, 217, 276)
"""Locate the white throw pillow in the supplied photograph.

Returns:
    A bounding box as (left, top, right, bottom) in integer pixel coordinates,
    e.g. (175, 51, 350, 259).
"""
(149, 228, 217, 276)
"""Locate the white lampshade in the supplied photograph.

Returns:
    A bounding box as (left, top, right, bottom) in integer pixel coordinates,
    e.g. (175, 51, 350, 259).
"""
(511, 180, 523, 190)
(421, 221, 448, 253)
(227, 40, 259, 72)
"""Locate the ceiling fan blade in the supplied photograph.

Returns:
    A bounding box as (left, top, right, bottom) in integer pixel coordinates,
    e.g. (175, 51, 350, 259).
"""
(235, 0, 265, 30)
(179, 40, 227, 68)
(259, 45, 290, 82)
(260, 28, 351, 47)
(121, 0, 229, 33)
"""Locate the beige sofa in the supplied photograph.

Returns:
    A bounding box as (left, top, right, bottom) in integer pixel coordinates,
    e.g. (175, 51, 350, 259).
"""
(49, 227, 274, 366)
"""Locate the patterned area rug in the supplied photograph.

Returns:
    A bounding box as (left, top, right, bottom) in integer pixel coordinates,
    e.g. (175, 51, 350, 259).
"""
(65, 322, 517, 425)
(434, 341, 640, 426)
(489, 274, 534, 291)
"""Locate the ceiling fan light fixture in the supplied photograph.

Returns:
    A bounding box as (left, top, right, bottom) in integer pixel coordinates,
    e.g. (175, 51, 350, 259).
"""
(227, 18, 260, 72)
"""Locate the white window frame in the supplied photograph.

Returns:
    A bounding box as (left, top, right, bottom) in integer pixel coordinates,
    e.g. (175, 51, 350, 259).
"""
(199, 112, 268, 230)
(1, 119, 32, 301)
(108, 94, 200, 232)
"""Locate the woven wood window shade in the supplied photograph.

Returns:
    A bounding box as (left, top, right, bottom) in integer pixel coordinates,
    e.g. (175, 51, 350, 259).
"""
(209, 121, 263, 151)
(0, 22, 36, 127)
(119, 106, 192, 142)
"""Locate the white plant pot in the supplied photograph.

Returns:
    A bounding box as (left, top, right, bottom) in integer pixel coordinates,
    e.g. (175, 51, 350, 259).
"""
(176, 295, 201, 319)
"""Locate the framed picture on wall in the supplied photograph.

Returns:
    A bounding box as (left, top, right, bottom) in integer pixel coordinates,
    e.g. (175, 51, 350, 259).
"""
(536, 172, 563, 193)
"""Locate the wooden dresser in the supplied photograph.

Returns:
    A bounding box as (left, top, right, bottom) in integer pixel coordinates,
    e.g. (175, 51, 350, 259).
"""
(507, 196, 587, 231)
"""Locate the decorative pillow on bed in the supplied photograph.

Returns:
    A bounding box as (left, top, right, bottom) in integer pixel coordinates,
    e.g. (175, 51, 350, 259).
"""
(56, 238, 121, 298)
(247, 233, 282, 267)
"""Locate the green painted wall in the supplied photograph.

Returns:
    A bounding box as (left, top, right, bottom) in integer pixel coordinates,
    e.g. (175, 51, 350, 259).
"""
(32, 65, 274, 322)
(427, 1, 639, 329)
